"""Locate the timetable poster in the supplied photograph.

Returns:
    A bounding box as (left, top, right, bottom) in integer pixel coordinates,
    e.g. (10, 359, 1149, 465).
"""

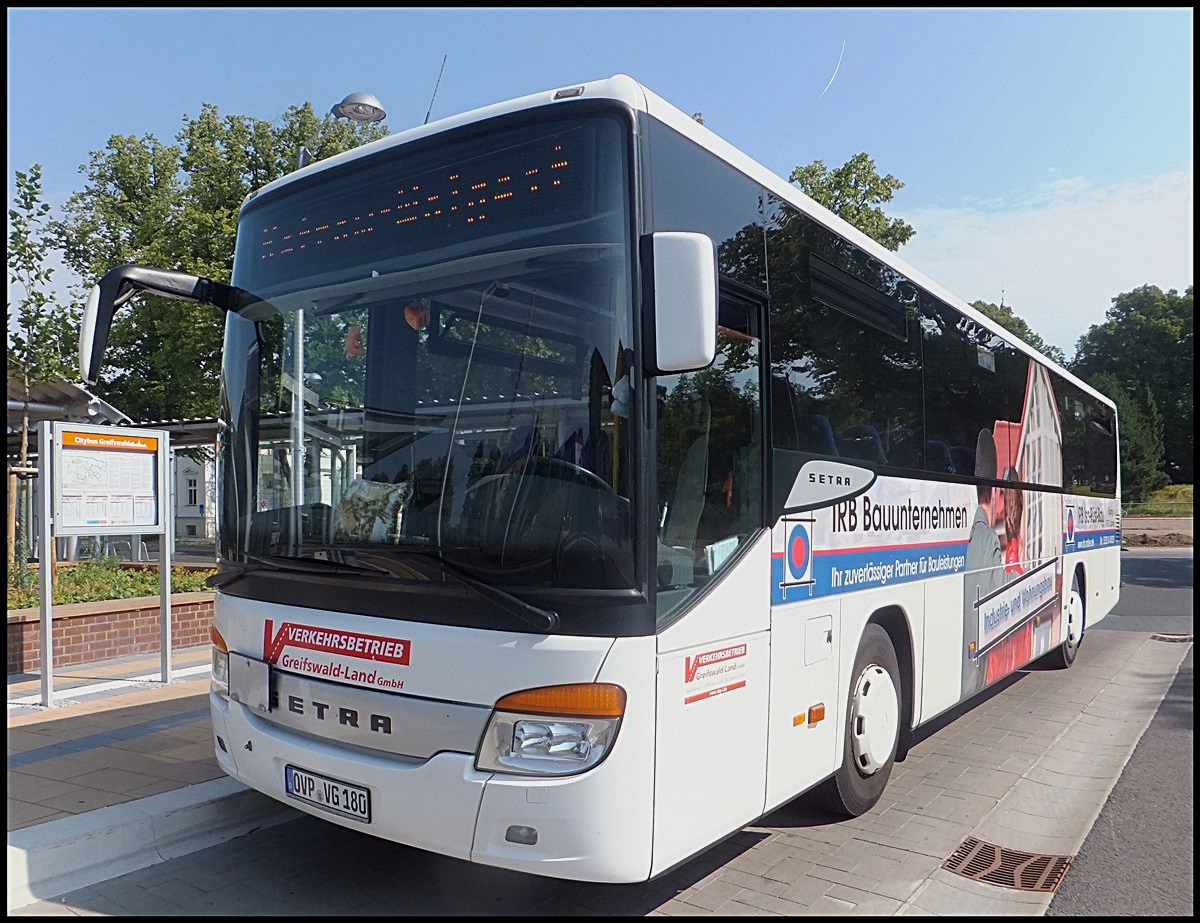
(56, 428, 161, 531)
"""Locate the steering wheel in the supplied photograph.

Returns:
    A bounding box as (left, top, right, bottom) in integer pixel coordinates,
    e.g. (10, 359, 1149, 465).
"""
(502, 455, 615, 493)
(457, 455, 610, 552)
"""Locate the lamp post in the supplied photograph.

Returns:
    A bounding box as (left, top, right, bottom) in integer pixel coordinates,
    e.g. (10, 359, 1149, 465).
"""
(297, 91, 388, 169)
(290, 91, 387, 545)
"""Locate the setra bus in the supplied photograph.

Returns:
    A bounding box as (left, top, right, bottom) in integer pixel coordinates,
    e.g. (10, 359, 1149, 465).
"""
(79, 74, 1121, 883)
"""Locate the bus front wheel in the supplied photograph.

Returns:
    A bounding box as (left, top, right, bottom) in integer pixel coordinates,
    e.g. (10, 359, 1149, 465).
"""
(810, 623, 900, 818)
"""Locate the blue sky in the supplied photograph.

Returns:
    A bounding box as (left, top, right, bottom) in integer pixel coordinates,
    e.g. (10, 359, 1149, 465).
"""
(7, 7, 1193, 356)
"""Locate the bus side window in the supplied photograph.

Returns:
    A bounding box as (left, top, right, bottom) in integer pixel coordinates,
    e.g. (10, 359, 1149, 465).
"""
(656, 290, 763, 624)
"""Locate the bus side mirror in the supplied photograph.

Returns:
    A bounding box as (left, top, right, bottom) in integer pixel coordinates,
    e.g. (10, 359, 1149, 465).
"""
(642, 231, 717, 375)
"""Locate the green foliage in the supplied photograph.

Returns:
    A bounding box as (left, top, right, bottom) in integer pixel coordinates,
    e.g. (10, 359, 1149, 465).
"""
(49, 101, 388, 422)
(789, 153, 915, 251)
(1145, 483, 1193, 504)
(7, 165, 78, 387)
(6, 556, 217, 610)
(1123, 483, 1193, 516)
(1071, 285, 1193, 483)
(1087, 372, 1168, 504)
(7, 164, 80, 583)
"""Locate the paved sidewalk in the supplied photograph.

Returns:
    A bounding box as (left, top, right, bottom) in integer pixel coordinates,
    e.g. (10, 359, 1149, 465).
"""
(6, 630, 1191, 915)
(6, 647, 297, 911)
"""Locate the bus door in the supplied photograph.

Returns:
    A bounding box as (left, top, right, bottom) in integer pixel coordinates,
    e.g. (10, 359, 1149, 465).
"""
(651, 287, 771, 876)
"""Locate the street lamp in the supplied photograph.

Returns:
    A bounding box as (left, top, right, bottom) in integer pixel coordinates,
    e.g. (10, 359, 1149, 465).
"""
(332, 92, 387, 123)
(297, 91, 388, 169)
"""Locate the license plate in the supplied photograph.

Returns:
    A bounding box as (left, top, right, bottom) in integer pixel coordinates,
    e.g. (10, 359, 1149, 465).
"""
(284, 764, 371, 822)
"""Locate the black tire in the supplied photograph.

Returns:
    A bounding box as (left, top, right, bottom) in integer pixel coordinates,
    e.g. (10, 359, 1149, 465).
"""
(1037, 568, 1084, 670)
(809, 623, 901, 818)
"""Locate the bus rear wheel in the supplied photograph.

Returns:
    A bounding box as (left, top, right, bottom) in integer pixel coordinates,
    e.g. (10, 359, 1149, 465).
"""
(1038, 569, 1085, 669)
(809, 623, 900, 818)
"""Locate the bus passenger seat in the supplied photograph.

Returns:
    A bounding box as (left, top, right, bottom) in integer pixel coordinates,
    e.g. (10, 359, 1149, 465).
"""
(837, 424, 887, 465)
(925, 440, 955, 473)
(795, 414, 838, 456)
(949, 444, 975, 475)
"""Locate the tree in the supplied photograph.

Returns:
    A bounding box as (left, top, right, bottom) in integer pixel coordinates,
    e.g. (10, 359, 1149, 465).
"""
(789, 152, 915, 252)
(1087, 373, 1168, 503)
(50, 102, 388, 422)
(1071, 285, 1193, 483)
(53, 132, 207, 421)
(971, 299, 1067, 367)
(7, 165, 79, 576)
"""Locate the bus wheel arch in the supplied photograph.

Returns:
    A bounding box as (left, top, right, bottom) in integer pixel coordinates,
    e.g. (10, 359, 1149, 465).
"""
(808, 613, 909, 818)
(874, 609, 915, 763)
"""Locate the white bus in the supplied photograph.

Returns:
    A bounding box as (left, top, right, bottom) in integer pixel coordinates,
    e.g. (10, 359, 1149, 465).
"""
(80, 74, 1121, 883)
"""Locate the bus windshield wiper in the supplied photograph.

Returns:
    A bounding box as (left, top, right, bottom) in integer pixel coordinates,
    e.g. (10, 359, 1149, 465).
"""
(434, 555, 560, 632)
(359, 550, 559, 632)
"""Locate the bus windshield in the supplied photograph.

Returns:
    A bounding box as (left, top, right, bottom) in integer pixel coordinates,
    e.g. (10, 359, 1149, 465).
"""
(217, 112, 637, 594)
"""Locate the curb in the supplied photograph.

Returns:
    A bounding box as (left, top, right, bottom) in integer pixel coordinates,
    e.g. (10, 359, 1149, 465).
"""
(7, 776, 298, 911)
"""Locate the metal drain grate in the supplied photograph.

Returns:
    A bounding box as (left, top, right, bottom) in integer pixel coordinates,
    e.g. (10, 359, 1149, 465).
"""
(1150, 633, 1193, 643)
(942, 837, 1072, 892)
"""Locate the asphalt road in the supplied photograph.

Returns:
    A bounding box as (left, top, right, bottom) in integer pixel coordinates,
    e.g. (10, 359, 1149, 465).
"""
(1046, 547, 1193, 915)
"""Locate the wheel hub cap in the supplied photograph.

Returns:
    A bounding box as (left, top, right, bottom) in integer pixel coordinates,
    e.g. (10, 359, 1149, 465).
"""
(1066, 591, 1083, 645)
(850, 663, 899, 775)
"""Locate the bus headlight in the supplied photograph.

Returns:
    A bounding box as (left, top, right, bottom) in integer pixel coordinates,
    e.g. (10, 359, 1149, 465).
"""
(210, 625, 230, 697)
(476, 683, 626, 776)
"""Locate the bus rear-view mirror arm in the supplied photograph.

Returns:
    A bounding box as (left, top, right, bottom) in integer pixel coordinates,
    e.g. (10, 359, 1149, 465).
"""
(80, 264, 247, 386)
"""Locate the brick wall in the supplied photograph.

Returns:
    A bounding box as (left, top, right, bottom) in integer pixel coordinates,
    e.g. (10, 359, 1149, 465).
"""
(7, 593, 215, 675)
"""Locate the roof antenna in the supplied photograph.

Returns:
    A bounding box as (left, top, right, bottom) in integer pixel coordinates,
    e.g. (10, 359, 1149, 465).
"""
(425, 55, 447, 125)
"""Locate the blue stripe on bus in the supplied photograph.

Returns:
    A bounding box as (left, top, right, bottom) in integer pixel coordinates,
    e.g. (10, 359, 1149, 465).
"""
(1063, 528, 1121, 552)
(772, 540, 969, 604)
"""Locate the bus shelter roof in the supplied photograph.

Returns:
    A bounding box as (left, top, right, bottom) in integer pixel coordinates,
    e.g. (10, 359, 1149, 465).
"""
(7, 377, 133, 462)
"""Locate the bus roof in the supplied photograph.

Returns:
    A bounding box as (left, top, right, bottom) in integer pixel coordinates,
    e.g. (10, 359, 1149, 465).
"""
(244, 74, 1114, 412)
